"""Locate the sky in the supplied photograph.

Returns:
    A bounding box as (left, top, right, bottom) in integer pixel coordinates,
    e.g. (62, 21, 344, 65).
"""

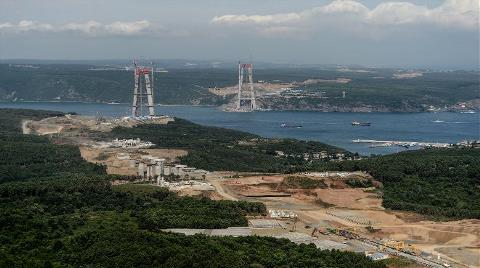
(0, 0, 478, 69)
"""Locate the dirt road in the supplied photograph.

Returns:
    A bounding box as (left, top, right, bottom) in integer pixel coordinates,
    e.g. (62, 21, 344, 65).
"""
(207, 177, 238, 201)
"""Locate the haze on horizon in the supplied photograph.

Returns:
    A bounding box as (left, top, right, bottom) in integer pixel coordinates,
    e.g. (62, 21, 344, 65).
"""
(0, 0, 478, 69)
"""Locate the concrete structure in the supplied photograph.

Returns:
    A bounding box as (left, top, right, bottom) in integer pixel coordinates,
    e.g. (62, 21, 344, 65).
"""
(132, 62, 155, 117)
(249, 219, 286, 229)
(168, 180, 215, 191)
(237, 63, 256, 111)
(95, 138, 154, 149)
(164, 164, 208, 180)
(268, 209, 297, 219)
(136, 157, 166, 185)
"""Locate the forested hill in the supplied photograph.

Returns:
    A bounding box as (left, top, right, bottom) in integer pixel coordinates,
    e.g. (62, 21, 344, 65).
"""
(314, 148, 480, 219)
(0, 64, 230, 105)
(0, 108, 383, 267)
(1, 64, 478, 112)
(109, 118, 353, 172)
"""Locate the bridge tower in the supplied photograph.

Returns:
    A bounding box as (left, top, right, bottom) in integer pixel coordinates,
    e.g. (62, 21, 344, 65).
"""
(132, 62, 155, 117)
(237, 62, 256, 111)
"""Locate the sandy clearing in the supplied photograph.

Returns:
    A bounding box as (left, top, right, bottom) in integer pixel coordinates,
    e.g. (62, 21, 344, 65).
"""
(21, 120, 31, 134)
(314, 188, 382, 210)
(213, 173, 480, 267)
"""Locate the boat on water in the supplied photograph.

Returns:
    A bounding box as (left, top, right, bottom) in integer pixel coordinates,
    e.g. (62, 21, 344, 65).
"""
(351, 121, 371, 126)
(460, 110, 476, 114)
(281, 123, 302, 128)
(433, 119, 444, 123)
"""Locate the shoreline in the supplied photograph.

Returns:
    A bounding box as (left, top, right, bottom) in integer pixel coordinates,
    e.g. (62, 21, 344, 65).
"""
(0, 101, 477, 114)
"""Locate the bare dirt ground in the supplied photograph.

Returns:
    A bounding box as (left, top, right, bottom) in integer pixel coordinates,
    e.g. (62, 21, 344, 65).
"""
(437, 247, 480, 267)
(209, 78, 352, 98)
(80, 147, 137, 175)
(23, 114, 172, 137)
(80, 147, 188, 176)
(210, 78, 352, 111)
(208, 172, 480, 267)
(314, 188, 383, 210)
(22, 119, 63, 135)
(24, 114, 184, 176)
(209, 82, 294, 97)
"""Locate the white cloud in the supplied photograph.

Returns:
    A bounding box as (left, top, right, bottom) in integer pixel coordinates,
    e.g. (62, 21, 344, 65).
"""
(0, 20, 159, 36)
(314, 0, 369, 15)
(211, 13, 301, 25)
(62, 21, 103, 35)
(0, 22, 14, 30)
(17, 20, 54, 32)
(212, 0, 479, 35)
(104, 20, 152, 35)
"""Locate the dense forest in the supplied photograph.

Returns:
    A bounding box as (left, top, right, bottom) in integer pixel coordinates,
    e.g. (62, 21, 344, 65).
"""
(0, 108, 104, 183)
(109, 118, 350, 173)
(313, 148, 480, 219)
(264, 70, 479, 112)
(0, 64, 230, 105)
(1, 64, 478, 111)
(0, 108, 382, 267)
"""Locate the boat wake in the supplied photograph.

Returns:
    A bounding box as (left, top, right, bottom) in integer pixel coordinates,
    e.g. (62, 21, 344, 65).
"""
(433, 120, 470, 124)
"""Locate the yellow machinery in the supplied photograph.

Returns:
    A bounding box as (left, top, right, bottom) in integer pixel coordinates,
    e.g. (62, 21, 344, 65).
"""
(382, 240, 420, 256)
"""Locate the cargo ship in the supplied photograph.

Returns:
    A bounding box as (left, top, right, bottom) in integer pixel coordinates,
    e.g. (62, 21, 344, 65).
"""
(281, 123, 303, 128)
(352, 121, 371, 126)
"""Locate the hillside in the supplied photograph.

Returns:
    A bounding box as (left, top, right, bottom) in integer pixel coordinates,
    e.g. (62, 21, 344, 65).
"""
(108, 118, 353, 173)
(314, 148, 480, 219)
(0, 64, 230, 105)
(1, 64, 478, 112)
(0, 108, 383, 267)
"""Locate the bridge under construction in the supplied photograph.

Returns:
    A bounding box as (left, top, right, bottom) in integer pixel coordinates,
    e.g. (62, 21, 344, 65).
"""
(237, 62, 256, 112)
(132, 62, 155, 117)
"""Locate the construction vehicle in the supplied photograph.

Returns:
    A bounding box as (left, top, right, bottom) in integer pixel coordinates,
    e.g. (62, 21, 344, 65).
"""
(289, 216, 298, 232)
(321, 227, 360, 240)
(311, 227, 329, 237)
(339, 229, 360, 240)
(381, 240, 421, 256)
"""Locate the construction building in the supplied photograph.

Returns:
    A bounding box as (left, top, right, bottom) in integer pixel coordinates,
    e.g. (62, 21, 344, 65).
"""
(136, 156, 166, 185)
(135, 159, 208, 185)
(95, 138, 154, 149)
(164, 164, 208, 180)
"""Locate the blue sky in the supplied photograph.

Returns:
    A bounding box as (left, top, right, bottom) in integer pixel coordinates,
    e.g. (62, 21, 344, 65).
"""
(0, 0, 478, 69)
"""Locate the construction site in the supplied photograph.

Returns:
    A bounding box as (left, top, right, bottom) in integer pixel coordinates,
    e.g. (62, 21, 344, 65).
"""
(209, 63, 353, 112)
(205, 173, 480, 268)
(20, 62, 480, 268)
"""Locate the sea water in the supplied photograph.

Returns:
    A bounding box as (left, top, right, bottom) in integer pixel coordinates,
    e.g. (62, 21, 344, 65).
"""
(1, 102, 478, 155)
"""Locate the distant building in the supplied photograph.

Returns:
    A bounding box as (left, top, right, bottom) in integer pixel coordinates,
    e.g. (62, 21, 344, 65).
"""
(366, 252, 389, 261)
